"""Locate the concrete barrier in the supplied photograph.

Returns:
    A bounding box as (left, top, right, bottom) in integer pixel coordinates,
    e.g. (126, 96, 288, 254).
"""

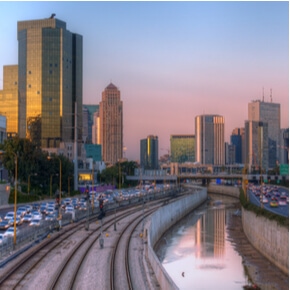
(242, 208, 289, 275)
(144, 186, 207, 289)
(207, 184, 289, 275)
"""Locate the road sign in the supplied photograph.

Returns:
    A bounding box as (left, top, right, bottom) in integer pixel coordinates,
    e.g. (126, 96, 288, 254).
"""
(280, 164, 289, 176)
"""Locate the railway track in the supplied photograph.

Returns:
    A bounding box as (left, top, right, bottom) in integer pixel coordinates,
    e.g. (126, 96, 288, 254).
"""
(0, 192, 181, 289)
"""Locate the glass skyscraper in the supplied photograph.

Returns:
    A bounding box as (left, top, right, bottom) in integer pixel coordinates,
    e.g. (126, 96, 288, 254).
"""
(170, 135, 195, 163)
(16, 16, 83, 148)
(140, 135, 159, 170)
(195, 115, 225, 165)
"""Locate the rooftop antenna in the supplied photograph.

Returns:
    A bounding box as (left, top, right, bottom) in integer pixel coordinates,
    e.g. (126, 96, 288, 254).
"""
(270, 88, 272, 102)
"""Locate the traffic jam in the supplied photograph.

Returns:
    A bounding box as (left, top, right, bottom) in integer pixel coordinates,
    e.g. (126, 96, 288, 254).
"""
(247, 183, 289, 217)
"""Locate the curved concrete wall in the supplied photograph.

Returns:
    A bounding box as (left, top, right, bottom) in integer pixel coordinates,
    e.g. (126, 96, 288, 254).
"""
(242, 208, 289, 275)
(145, 186, 207, 289)
(208, 184, 289, 275)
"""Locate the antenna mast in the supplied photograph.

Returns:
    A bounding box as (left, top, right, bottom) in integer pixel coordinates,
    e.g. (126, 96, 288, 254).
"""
(270, 88, 272, 102)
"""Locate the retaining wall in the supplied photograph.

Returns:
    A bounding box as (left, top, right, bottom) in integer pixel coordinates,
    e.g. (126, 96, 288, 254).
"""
(242, 208, 289, 274)
(208, 184, 289, 275)
(144, 186, 207, 289)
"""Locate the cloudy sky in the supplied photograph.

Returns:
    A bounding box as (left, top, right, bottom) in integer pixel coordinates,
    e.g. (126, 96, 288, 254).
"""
(0, 1, 288, 160)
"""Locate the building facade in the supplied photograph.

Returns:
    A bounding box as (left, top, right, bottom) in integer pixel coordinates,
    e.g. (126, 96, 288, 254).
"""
(248, 100, 280, 168)
(195, 115, 225, 165)
(99, 83, 123, 165)
(230, 127, 245, 164)
(0, 115, 7, 144)
(245, 120, 269, 172)
(0, 65, 19, 137)
(170, 135, 195, 163)
(140, 135, 159, 170)
(279, 128, 289, 165)
(83, 104, 99, 144)
(16, 16, 83, 148)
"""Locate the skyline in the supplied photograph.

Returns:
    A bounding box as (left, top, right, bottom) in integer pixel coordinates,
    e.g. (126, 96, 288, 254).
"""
(0, 1, 288, 161)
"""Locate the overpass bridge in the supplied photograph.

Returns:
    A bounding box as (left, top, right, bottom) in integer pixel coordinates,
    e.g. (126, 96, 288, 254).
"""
(126, 173, 288, 183)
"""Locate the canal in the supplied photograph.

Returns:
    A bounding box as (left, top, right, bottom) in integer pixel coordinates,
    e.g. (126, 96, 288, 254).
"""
(155, 194, 251, 289)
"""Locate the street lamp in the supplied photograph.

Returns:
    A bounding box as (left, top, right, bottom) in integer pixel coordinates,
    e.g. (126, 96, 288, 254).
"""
(47, 155, 62, 223)
(50, 173, 58, 199)
(0, 150, 18, 246)
(28, 173, 37, 195)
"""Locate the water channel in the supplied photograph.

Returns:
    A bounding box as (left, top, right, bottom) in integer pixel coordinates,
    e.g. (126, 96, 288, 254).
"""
(155, 194, 250, 289)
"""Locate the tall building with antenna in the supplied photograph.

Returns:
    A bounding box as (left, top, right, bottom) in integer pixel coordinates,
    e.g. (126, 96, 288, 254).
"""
(248, 94, 280, 169)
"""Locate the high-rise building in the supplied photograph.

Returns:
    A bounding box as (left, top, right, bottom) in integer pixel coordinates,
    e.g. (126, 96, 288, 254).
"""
(83, 104, 99, 144)
(279, 128, 289, 164)
(170, 135, 195, 163)
(0, 115, 7, 144)
(248, 99, 280, 168)
(92, 110, 100, 145)
(140, 135, 159, 169)
(195, 115, 225, 165)
(230, 128, 245, 164)
(245, 120, 269, 172)
(99, 83, 123, 164)
(0, 65, 19, 137)
(16, 16, 83, 148)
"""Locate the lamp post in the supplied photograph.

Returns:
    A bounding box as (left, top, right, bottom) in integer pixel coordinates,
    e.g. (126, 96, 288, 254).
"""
(0, 150, 17, 246)
(48, 155, 62, 223)
(28, 173, 37, 195)
(50, 173, 58, 199)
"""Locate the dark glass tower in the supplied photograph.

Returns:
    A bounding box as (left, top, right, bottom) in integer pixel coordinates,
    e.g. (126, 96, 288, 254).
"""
(140, 135, 159, 170)
(17, 17, 83, 148)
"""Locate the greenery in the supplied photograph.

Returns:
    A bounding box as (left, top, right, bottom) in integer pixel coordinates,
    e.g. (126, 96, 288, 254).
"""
(239, 188, 288, 228)
(0, 137, 74, 198)
(98, 161, 138, 188)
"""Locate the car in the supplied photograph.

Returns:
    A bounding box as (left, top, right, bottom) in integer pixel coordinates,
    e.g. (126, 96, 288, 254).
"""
(3, 227, 19, 237)
(65, 207, 75, 214)
(45, 214, 57, 221)
(0, 220, 10, 230)
(29, 219, 42, 226)
(270, 201, 279, 207)
(17, 207, 27, 217)
(0, 233, 8, 244)
(4, 212, 14, 221)
(31, 211, 42, 220)
(23, 214, 34, 222)
(9, 217, 23, 226)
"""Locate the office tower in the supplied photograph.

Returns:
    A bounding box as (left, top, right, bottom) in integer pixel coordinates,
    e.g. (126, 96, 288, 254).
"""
(195, 115, 225, 165)
(248, 99, 280, 168)
(99, 83, 123, 164)
(0, 115, 7, 144)
(140, 135, 159, 170)
(170, 135, 195, 163)
(92, 110, 100, 145)
(16, 16, 83, 147)
(279, 128, 289, 164)
(230, 128, 245, 164)
(225, 142, 236, 165)
(82, 107, 89, 143)
(245, 120, 269, 172)
(83, 104, 99, 144)
(0, 65, 19, 137)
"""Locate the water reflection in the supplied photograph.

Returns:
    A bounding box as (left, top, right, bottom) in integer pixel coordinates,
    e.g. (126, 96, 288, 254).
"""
(155, 195, 249, 290)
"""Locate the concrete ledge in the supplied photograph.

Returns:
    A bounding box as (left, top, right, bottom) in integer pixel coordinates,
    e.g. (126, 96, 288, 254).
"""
(144, 186, 207, 289)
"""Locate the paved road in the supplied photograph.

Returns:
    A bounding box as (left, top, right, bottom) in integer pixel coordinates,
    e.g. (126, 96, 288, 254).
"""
(248, 185, 289, 217)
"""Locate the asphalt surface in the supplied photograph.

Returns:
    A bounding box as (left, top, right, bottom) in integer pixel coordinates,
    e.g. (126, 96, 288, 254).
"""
(247, 185, 289, 217)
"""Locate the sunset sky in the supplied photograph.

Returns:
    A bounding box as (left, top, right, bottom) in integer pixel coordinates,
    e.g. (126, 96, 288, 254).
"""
(0, 1, 288, 161)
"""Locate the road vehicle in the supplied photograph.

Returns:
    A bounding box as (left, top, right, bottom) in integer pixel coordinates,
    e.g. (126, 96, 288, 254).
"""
(29, 219, 42, 226)
(3, 227, 19, 237)
(0, 220, 10, 230)
(4, 212, 14, 221)
(0, 233, 8, 244)
(9, 217, 23, 226)
(23, 214, 34, 222)
(45, 214, 57, 221)
(31, 211, 42, 220)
